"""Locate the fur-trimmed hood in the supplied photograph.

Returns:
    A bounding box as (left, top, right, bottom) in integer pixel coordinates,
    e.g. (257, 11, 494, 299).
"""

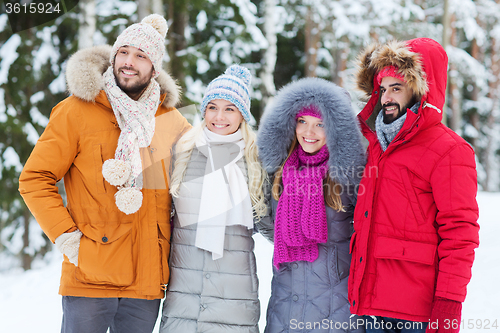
(257, 77, 366, 186)
(355, 40, 428, 99)
(355, 38, 448, 130)
(65, 45, 181, 108)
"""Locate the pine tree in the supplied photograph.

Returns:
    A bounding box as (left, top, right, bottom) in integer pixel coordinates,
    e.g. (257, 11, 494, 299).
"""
(0, 13, 77, 269)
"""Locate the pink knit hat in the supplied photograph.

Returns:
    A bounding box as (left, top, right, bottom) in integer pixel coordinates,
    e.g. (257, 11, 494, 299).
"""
(110, 14, 168, 78)
(376, 65, 405, 86)
(295, 105, 322, 120)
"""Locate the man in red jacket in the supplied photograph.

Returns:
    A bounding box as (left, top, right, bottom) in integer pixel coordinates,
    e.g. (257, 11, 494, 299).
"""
(348, 38, 480, 333)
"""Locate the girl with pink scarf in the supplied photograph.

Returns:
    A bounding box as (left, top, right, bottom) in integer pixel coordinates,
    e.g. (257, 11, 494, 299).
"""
(257, 78, 366, 333)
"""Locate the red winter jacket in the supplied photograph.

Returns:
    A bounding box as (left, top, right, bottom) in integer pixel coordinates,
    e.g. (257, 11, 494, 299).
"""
(348, 38, 480, 322)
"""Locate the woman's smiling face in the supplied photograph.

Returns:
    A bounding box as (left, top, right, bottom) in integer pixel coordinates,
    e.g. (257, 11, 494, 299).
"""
(295, 115, 326, 154)
(204, 99, 243, 135)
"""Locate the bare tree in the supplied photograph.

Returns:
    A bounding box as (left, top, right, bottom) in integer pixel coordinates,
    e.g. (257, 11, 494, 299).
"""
(152, 0, 165, 17)
(484, 34, 500, 191)
(469, 38, 481, 151)
(78, 0, 96, 49)
(304, 5, 320, 77)
(137, 0, 151, 21)
(260, 0, 277, 117)
(167, 0, 188, 88)
(442, 0, 450, 125)
(138, 0, 164, 20)
(448, 14, 462, 134)
(330, 36, 349, 87)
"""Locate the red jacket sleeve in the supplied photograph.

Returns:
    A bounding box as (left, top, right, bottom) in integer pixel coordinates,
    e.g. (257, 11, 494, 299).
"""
(430, 142, 480, 302)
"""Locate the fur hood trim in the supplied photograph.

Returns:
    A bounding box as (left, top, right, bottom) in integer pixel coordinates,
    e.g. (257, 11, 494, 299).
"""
(355, 40, 428, 99)
(257, 77, 366, 186)
(65, 45, 181, 107)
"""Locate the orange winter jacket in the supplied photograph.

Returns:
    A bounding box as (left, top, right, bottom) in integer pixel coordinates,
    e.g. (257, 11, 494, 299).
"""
(18, 45, 191, 299)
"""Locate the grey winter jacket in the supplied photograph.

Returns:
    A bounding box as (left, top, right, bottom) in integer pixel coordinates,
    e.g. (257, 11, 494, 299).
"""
(263, 192, 363, 333)
(256, 77, 366, 332)
(160, 145, 262, 333)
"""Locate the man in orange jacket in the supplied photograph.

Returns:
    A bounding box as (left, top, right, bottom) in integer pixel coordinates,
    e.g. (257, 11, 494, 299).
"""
(349, 38, 480, 333)
(19, 14, 190, 333)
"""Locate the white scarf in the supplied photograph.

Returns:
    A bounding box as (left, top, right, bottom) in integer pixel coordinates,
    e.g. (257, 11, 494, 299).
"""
(101, 66, 161, 214)
(177, 127, 253, 260)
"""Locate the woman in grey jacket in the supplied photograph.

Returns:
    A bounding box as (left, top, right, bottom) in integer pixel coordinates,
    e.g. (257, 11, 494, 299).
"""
(257, 78, 366, 333)
(160, 65, 268, 333)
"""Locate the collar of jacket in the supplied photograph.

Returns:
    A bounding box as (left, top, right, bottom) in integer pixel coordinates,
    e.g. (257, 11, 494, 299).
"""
(65, 44, 180, 109)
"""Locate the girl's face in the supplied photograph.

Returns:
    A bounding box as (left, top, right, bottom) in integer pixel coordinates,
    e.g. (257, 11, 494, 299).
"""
(205, 99, 244, 135)
(295, 115, 327, 154)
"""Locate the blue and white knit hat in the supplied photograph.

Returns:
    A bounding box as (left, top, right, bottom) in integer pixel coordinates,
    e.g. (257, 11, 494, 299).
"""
(201, 65, 252, 122)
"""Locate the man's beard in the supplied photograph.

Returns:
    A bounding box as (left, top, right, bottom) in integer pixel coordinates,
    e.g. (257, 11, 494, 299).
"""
(382, 96, 418, 124)
(113, 66, 153, 98)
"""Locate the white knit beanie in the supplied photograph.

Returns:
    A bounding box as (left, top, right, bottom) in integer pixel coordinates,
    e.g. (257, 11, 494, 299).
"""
(110, 14, 168, 78)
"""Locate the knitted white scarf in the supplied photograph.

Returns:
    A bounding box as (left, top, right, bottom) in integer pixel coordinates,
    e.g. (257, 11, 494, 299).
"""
(177, 127, 253, 260)
(101, 66, 161, 214)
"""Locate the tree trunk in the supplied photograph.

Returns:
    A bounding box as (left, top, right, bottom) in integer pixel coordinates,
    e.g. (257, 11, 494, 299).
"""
(137, 0, 151, 21)
(441, 0, 450, 125)
(78, 0, 96, 49)
(22, 208, 32, 270)
(331, 36, 349, 87)
(484, 36, 500, 191)
(469, 39, 481, 151)
(151, 0, 164, 17)
(167, 0, 188, 87)
(448, 15, 462, 134)
(304, 5, 319, 77)
(260, 0, 277, 117)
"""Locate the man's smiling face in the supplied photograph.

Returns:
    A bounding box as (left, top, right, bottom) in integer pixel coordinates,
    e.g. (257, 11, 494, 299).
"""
(113, 46, 154, 100)
(379, 76, 416, 124)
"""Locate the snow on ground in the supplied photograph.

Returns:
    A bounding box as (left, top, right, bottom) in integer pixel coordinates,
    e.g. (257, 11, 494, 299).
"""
(0, 192, 498, 332)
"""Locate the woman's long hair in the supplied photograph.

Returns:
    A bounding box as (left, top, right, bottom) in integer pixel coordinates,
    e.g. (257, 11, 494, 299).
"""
(170, 119, 268, 219)
(271, 136, 344, 212)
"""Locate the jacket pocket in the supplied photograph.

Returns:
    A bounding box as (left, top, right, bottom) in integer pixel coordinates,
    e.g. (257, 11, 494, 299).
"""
(372, 236, 437, 315)
(76, 223, 134, 286)
(400, 168, 426, 226)
(93, 144, 107, 194)
(347, 232, 357, 305)
(158, 218, 171, 285)
(349, 231, 357, 254)
(328, 245, 341, 284)
(336, 242, 351, 281)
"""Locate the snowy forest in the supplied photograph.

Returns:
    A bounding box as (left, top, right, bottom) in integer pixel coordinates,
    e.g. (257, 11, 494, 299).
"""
(0, 0, 499, 271)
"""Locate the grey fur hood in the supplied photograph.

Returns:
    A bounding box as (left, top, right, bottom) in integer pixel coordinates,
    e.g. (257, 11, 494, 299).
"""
(65, 44, 181, 107)
(257, 77, 366, 186)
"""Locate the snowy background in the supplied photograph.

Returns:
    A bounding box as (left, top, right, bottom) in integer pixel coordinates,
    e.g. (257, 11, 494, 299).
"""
(0, 191, 498, 332)
(1, 0, 500, 331)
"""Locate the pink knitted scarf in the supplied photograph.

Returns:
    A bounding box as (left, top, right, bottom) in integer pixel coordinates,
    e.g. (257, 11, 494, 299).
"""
(273, 144, 329, 269)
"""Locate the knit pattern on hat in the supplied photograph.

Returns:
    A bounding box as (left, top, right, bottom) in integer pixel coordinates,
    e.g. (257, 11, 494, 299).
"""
(273, 144, 329, 269)
(110, 14, 168, 79)
(102, 66, 160, 215)
(201, 65, 252, 122)
(376, 65, 405, 86)
(295, 105, 322, 120)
